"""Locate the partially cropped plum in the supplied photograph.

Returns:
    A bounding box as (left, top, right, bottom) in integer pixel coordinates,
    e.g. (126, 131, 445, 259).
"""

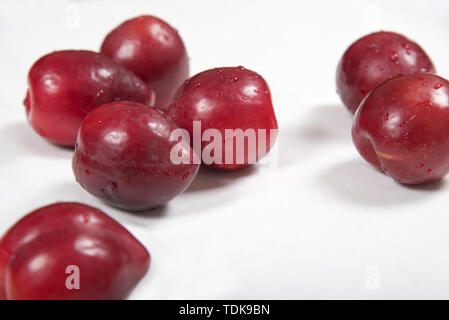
(0, 202, 149, 300)
(101, 15, 189, 110)
(352, 73, 449, 184)
(24, 50, 155, 146)
(337, 31, 435, 113)
(166, 66, 278, 170)
(73, 101, 199, 210)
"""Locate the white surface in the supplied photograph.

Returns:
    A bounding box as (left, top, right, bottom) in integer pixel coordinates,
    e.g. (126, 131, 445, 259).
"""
(1, 0, 449, 299)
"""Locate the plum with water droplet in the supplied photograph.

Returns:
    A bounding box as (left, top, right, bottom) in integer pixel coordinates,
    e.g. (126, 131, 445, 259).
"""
(352, 73, 449, 184)
(24, 50, 156, 146)
(72, 101, 199, 210)
(101, 15, 189, 110)
(166, 67, 278, 170)
(337, 31, 435, 113)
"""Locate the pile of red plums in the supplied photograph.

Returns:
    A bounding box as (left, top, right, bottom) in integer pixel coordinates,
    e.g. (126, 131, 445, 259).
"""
(337, 31, 449, 184)
(1, 15, 278, 299)
(5, 18, 447, 300)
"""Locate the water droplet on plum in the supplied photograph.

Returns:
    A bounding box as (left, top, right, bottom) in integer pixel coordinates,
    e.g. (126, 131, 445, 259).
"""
(96, 89, 104, 98)
(107, 181, 118, 192)
(182, 172, 190, 180)
(389, 51, 399, 63)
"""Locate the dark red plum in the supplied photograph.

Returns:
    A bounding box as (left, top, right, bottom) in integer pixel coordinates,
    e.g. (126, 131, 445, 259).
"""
(352, 73, 449, 184)
(337, 31, 435, 113)
(25, 50, 155, 146)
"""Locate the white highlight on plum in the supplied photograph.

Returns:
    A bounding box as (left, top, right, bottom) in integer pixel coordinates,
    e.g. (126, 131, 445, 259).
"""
(150, 22, 172, 45)
(116, 40, 137, 60)
(28, 254, 48, 273)
(148, 121, 170, 138)
(104, 130, 129, 145)
(75, 237, 107, 258)
(42, 74, 60, 94)
(242, 84, 259, 98)
(431, 89, 449, 107)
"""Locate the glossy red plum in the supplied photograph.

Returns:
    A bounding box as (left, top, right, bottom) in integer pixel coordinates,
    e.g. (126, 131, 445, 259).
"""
(73, 101, 199, 210)
(0, 202, 149, 300)
(166, 67, 278, 170)
(101, 15, 189, 110)
(337, 31, 435, 113)
(352, 73, 449, 184)
(24, 50, 155, 146)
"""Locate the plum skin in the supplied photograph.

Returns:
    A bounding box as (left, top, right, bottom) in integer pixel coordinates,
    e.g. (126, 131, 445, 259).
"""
(166, 66, 278, 170)
(101, 15, 189, 110)
(73, 101, 199, 211)
(352, 73, 449, 184)
(0, 202, 150, 300)
(337, 31, 435, 113)
(25, 50, 155, 146)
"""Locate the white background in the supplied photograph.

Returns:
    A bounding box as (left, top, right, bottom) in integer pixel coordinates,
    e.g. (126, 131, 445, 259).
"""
(1, 0, 449, 299)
